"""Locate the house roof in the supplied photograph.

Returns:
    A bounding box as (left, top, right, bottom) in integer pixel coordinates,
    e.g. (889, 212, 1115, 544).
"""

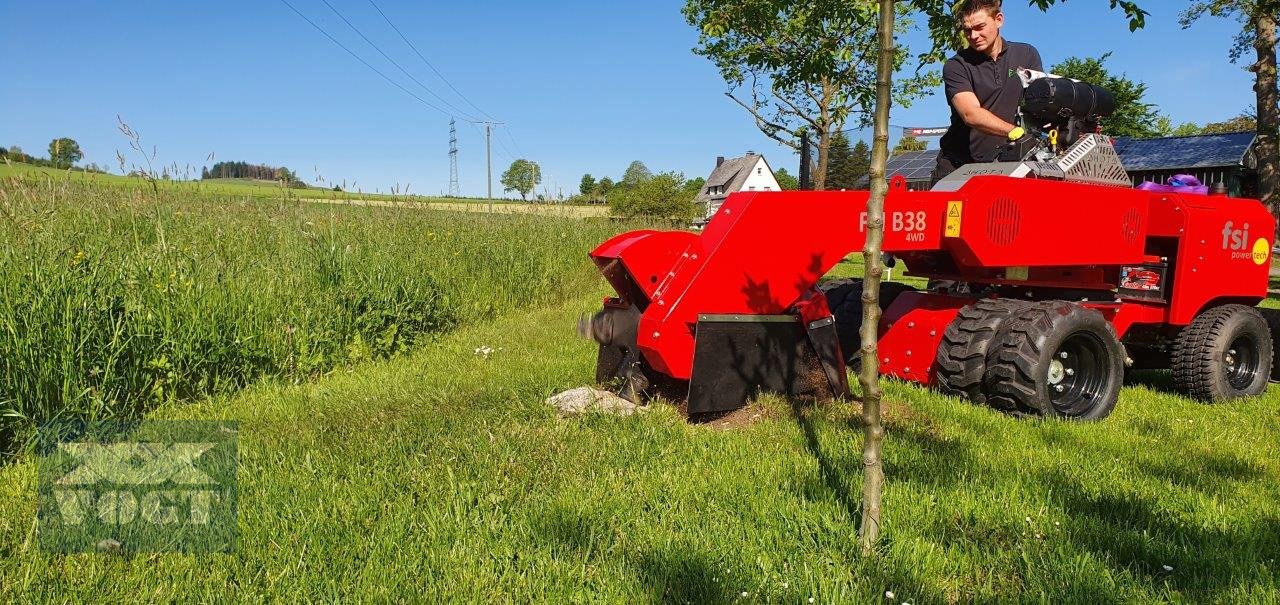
(696, 154, 764, 202)
(1111, 131, 1256, 171)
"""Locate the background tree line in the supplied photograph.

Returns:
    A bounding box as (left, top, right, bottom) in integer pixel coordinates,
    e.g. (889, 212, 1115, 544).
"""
(203, 161, 306, 188)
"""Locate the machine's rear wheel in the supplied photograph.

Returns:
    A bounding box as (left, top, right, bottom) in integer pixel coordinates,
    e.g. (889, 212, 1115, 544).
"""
(935, 298, 1029, 406)
(819, 279, 917, 364)
(984, 301, 1125, 420)
(1261, 307, 1280, 383)
(1171, 304, 1274, 401)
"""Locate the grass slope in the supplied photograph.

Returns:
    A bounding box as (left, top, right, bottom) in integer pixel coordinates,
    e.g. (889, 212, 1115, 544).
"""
(0, 176, 632, 452)
(1, 293, 1276, 602)
(0, 161, 514, 205)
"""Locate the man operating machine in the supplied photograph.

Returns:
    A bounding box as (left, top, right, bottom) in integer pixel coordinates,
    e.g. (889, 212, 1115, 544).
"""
(934, 0, 1043, 182)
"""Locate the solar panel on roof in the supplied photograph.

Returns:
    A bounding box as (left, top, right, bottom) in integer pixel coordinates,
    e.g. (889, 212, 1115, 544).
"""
(884, 149, 940, 181)
(1113, 132, 1254, 171)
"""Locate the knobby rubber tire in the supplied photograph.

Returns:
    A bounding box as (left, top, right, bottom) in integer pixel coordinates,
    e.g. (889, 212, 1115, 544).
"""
(1262, 307, 1280, 383)
(935, 298, 1030, 406)
(984, 301, 1125, 420)
(1170, 304, 1274, 401)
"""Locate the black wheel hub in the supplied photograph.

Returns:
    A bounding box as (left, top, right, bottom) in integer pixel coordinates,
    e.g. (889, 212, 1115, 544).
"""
(1224, 334, 1262, 390)
(1046, 331, 1110, 417)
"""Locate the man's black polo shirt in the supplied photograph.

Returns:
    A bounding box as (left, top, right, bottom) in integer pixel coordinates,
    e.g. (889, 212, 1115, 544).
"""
(938, 40, 1043, 165)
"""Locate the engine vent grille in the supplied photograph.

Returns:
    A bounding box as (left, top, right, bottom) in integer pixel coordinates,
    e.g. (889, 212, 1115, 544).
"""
(987, 197, 1020, 246)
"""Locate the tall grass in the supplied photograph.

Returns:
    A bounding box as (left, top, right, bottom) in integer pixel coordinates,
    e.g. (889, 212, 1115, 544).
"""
(0, 174, 634, 453)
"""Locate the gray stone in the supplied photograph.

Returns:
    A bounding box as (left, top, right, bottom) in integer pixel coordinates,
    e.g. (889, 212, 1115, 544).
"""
(546, 386, 643, 416)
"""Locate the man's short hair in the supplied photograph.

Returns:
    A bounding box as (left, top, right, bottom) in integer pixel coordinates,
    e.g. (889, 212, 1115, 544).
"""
(956, 0, 1002, 20)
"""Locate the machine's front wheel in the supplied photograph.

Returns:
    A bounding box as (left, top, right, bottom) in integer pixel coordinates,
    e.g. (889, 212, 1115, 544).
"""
(1171, 304, 1274, 401)
(984, 301, 1125, 420)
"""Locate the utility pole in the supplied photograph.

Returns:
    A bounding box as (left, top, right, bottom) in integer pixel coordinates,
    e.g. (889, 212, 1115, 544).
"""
(448, 118, 459, 198)
(472, 120, 503, 212)
(799, 131, 812, 190)
(485, 122, 493, 209)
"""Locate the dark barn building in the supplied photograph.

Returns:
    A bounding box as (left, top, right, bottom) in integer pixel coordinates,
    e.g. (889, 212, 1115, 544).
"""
(1111, 131, 1258, 197)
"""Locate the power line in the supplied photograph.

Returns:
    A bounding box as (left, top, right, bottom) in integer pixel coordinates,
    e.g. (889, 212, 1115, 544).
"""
(365, 0, 498, 122)
(317, 0, 479, 121)
(277, 0, 453, 117)
(493, 131, 517, 161)
(498, 124, 525, 158)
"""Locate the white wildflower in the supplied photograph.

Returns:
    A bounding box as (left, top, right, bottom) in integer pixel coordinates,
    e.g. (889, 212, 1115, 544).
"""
(886, 591, 895, 599)
(1163, 564, 1174, 572)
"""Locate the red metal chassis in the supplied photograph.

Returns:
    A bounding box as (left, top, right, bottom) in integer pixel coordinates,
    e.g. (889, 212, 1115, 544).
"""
(590, 176, 1275, 387)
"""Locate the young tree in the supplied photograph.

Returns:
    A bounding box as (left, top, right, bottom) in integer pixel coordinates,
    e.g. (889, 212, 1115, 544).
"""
(1049, 54, 1167, 138)
(1180, 1, 1280, 228)
(774, 167, 800, 190)
(854, 0, 1149, 555)
(891, 135, 928, 156)
(609, 172, 698, 220)
(501, 159, 542, 201)
(48, 137, 83, 168)
(580, 173, 596, 195)
(683, 0, 934, 190)
(621, 160, 652, 187)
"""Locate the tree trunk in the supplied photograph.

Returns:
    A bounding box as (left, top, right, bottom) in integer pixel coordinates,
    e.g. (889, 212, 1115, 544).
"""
(1254, 10, 1280, 235)
(813, 79, 834, 191)
(858, 0, 894, 556)
(815, 128, 830, 191)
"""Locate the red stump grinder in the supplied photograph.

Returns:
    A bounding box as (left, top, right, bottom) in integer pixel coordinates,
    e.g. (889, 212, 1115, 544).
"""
(582, 77, 1279, 420)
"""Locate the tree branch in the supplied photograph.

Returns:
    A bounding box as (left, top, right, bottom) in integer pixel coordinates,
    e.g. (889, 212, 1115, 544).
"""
(725, 91, 800, 150)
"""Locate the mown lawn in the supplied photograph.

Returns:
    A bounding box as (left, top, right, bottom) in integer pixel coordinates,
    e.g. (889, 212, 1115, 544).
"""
(1, 290, 1275, 602)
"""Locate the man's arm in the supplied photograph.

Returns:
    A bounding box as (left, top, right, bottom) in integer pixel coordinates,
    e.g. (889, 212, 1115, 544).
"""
(951, 91, 1020, 137)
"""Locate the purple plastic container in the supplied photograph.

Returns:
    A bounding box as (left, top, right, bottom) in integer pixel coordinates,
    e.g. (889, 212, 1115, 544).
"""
(1136, 173, 1209, 195)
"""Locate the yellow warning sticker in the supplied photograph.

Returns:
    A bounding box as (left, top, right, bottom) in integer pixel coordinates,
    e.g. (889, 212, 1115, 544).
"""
(945, 201, 963, 237)
(1253, 238, 1271, 266)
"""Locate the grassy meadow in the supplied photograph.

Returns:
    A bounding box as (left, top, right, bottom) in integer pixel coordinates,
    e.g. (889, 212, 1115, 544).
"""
(0, 296, 1277, 602)
(0, 160, 529, 205)
(0, 170, 632, 454)
(0, 172, 1276, 602)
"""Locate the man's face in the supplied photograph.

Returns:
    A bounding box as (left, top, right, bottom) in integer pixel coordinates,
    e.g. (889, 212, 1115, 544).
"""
(961, 9, 1004, 53)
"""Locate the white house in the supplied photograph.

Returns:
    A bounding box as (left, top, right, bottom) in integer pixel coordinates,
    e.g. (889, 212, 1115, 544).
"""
(695, 152, 782, 219)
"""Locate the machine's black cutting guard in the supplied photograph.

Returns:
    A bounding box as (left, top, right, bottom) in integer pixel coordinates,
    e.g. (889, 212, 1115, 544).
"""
(687, 314, 848, 415)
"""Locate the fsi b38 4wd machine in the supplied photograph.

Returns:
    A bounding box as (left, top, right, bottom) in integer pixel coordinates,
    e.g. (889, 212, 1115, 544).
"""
(582, 78, 1279, 420)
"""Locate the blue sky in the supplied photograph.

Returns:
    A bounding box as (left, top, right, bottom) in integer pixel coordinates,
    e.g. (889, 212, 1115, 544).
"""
(0, 1, 1257, 198)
